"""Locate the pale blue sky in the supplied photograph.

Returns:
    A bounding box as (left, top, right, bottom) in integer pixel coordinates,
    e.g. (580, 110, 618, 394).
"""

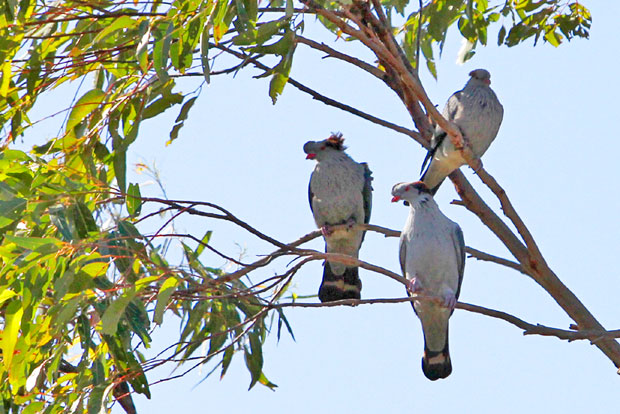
(25, 1, 620, 412)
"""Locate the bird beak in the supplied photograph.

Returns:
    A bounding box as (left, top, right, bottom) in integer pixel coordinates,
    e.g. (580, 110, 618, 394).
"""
(484, 79, 491, 85)
(391, 196, 400, 203)
(306, 153, 316, 160)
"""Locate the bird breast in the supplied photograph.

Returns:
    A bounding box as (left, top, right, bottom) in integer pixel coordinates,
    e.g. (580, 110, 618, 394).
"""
(311, 160, 365, 226)
(453, 88, 503, 157)
(404, 210, 460, 294)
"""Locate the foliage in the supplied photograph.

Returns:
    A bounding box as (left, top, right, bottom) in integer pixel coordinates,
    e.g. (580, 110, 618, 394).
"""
(0, 0, 593, 412)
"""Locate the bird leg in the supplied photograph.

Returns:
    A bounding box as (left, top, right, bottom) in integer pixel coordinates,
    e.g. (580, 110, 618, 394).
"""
(345, 217, 356, 230)
(320, 224, 334, 237)
(440, 292, 457, 312)
(406, 277, 422, 295)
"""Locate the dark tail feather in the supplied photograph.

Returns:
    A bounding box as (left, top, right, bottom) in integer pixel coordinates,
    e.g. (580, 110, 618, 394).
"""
(421, 331, 452, 381)
(318, 262, 344, 302)
(341, 267, 361, 300)
(318, 264, 361, 302)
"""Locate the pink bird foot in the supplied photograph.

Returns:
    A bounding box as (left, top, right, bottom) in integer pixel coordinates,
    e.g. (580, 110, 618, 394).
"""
(406, 278, 422, 295)
(346, 218, 356, 230)
(321, 225, 333, 237)
(441, 293, 457, 311)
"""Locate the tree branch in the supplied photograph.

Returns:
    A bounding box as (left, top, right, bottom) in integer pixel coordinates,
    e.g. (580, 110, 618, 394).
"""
(296, 35, 385, 79)
(271, 297, 620, 342)
(210, 43, 424, 144)
(451, 170, 620, 367)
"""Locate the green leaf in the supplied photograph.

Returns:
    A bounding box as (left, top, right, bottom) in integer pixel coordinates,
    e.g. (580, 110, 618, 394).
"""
(194, 230, 212, 258)
(212, 0, 231, 43)
(2, 300, 23, 370)
(258, 372, 277, 390)
(4, 234, 60, 250)
(220, 346, 234, 379)
(86, 383, 110, 414)
(66, 89, 105, 132)
(0, 289, 17, 306)
(101, 289, 137, 336)
(200, 26, 211, 84)
(245, 330, 263, 389)
(113, 145, 127, 193)
(269, 51, 294, 104)
(154, 277, 178, 325)
(0, 197, 26, 226)
(544, 29, 561, 47)
(276, 308, 295, 341)
(153, 22, 173, 82)
(93, 16, 136, 44)
(0, 61, 11, 97)
(126, 183, 142, 216)
(142, 93, 184, 120)
(82, 261, 109, 278)
(498, 25, 507, 45)
(168, 96, 198, 145)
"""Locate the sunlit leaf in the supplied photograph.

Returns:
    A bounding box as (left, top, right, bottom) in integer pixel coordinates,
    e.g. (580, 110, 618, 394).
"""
(2, 300, 23, 370)
(66, 89, 105, 132)
(154, 277, 178, 325)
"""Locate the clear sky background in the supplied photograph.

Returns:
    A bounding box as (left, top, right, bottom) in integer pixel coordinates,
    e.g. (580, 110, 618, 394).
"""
(29, 0, 618, 412)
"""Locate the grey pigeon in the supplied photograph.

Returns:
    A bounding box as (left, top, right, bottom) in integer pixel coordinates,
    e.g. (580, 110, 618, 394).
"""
(304, 133, 372, 302)
(420, 69, 504, 194)
(391, 181, 465, 380)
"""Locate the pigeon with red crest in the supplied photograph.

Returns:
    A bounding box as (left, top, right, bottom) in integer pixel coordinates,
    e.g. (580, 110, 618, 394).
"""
(304, 133, 372, 302)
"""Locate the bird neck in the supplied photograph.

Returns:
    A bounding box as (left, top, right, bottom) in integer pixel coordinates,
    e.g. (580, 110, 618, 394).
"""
(320, 151, 351, 165)
(409, 195, 438, 214)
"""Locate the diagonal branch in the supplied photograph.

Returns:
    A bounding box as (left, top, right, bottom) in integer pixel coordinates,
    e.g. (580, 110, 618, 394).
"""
(210, 42, 424, 144)
(296, 36, 384, 79)
(451, 170, 620, 368)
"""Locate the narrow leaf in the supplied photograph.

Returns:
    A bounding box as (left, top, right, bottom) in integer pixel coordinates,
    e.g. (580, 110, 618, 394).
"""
(66, 89, 105, 132)
(2, 300, 23, 370)
(126, 183, 142, 216)
(154, 277, 178, 325)
(4, 234, 60, 250)
(201, 26, 211, 84)
(101, 289, 137, 336)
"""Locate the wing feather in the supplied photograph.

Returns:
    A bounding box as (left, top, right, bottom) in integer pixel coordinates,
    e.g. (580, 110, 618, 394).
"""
(451, 223, 466, 300)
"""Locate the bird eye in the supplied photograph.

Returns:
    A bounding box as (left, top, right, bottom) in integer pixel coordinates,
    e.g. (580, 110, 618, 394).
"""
(320, 145, 326, 150)
(405, 186, 410, 191)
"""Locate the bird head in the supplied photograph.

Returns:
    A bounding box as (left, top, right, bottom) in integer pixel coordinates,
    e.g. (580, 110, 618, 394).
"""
(303, 133, 346, 161)
(391, 181, 432, 204)
(468, 68, 491, 86)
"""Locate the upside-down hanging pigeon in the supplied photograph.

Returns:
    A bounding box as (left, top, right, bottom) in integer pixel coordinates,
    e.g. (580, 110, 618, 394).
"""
(420, 69, 504, 194)
(304, 133, 373, 302)
(391, 181, 465, 380)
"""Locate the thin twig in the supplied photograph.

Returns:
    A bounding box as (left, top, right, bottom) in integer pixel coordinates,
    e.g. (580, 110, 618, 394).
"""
(296, 35, 384, 79)
(465, 246, 527, 275)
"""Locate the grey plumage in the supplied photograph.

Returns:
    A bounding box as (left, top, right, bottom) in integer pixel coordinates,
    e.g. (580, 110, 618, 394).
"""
(391, 181, 465, 380)
(421, 69, 504, 194)
(304, 133, 372, 302)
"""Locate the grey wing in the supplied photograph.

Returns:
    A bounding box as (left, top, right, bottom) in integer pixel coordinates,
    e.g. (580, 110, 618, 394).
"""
(451, 223, 466, 300)
(443, 91, 463, 123)
(398, 236, 407, 280)
(361, 163, 373, 225)
(308, 174, 315, 214)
